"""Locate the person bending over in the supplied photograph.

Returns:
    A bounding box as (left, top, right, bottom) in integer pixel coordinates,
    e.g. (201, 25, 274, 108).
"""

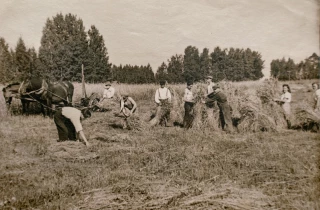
(54, 106, 91, 146)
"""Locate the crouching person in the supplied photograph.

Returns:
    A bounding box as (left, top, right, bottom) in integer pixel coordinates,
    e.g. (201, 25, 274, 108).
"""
(120, 93, 137, 129)
(54, 107, 91, 146)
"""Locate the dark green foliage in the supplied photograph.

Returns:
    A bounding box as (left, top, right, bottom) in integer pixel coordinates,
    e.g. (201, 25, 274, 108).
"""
(270, 58, 297, 80)
(155, 62, 168, 82)
(113, 64, 155, 84)
(15, 37, 32, 81)
(86, 25, 112, 83)
(167, 54, 184, 83)
(38, 13, 89, 81)
(199, 48, 212, 81)
(270, 53, 319, 81)
(184, 46, 201, 82)
(0, 37, 14, 83)
(157, 46, 265, 83)
(296, 53, 319, 80)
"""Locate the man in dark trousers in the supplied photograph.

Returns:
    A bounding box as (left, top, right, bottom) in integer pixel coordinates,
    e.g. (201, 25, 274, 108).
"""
(205, 85, 235, 133)
(54, 106, 91, 146)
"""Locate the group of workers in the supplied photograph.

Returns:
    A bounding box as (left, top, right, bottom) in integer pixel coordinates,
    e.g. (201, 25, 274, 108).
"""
(53, 77, 320, 146)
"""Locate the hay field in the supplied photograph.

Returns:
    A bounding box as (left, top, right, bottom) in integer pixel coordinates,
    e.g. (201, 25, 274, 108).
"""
(0, 80, 319, 209)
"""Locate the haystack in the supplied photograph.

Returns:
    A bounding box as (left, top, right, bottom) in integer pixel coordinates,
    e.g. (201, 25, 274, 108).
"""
(149, 86, 183, 127)
(291, 102, 320, 132)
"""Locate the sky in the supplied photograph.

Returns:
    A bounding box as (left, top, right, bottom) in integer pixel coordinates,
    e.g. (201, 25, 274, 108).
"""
(0, 0, 318, 78)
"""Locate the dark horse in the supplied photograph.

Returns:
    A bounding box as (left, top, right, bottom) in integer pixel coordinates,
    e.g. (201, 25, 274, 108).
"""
(19, 77, 74, 117)
(2, 83, 36, 114)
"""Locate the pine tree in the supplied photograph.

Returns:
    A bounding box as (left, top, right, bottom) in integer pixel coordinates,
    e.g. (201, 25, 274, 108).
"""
(38, 13, 88, 81)
(155, 62, 168, 82)
(199, 48, 212, 81)
(0, 37, 14, 83)
(167, 54, 184, 83)
(87, 25, 112, 83)
(184, 46, 200, 82)
(15, 37, 31, 80)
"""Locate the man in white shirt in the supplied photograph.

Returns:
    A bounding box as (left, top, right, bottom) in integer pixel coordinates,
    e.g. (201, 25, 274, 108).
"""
(54, 107, 91, 146)
(97, 81, 116, 111)
(183, 81, 195, 129)
(205, 75, 216, 97)
(154, 80, 173, 127)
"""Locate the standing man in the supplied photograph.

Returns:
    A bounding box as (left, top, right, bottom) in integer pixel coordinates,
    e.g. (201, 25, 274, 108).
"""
(54, 107, 91, 146)
(205, 85, 235, 133)
(183, 81, 195, 129)
(205, 75, 216, 98)
(154, 80, 173, 127)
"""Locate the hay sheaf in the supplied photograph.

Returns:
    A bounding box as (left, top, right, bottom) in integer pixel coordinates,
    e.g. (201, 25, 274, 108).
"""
(291, 102, 320, 132)
(189, 80, 287, 132)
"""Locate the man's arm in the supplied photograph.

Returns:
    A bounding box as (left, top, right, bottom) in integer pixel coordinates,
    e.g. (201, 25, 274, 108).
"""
(120, 99, 124, 112)
(78, 130, 89, 146)
(129, 97, 137, 113)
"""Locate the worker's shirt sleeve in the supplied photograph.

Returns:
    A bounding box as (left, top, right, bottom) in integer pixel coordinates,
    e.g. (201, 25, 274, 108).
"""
(110, 87, 115, 98)
(155, 89, 160, 103)
(103, 89, 108, 98)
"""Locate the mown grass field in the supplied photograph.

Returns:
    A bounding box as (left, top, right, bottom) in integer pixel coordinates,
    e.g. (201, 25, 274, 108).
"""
(0, 80, 319, 209)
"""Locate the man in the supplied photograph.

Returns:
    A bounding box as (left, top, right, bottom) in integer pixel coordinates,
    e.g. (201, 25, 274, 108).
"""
(205, 75, 216, 97)
(205, 85, 235, 133)
(119, 92, 137, 129)
(154, 80, 173, 127)
(97, 81, 116, 111)
(183, 81, 195, 129)
(54, 107, 91, 146)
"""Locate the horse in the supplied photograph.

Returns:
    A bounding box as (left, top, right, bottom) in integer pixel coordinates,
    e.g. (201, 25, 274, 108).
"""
(2, 83, 36, 115)
(19, 77, 74, 117)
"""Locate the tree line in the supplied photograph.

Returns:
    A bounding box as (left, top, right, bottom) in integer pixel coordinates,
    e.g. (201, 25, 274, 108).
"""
(155, 46, 264, 83)
(270, 53, 319, 80)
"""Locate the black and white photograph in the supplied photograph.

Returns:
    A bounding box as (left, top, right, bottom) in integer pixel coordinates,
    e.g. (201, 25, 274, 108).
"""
(0, 0, 319, 209)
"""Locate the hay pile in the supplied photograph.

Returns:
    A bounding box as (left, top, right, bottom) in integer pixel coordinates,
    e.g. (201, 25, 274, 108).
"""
(149, 87, 183, 127)
(291, 102, 320, 132)
(188, 80, 288, 132)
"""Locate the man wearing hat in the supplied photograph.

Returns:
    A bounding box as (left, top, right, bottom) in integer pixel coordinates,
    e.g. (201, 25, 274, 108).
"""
(53, 106, 91, 146)
(97, 81, 116, 111)
(154, 80, 173, 127)
(205, 85, 235, 133)
(183, 80, 195, 129)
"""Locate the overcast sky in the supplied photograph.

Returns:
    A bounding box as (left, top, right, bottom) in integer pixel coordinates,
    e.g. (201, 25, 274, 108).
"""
(0, 0, 318, 78)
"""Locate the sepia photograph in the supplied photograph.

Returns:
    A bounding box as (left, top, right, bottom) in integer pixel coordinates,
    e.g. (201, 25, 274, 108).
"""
(0, 0, 319, 209)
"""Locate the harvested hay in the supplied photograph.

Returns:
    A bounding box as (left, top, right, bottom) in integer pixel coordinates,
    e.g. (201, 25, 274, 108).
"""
(125, 115, 148, 131)
(149, 86, 183, 127)
(291, 103, 320, 132)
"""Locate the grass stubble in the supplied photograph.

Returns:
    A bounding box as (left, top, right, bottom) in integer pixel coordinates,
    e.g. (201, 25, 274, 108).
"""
(0, 80, 319, 209)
